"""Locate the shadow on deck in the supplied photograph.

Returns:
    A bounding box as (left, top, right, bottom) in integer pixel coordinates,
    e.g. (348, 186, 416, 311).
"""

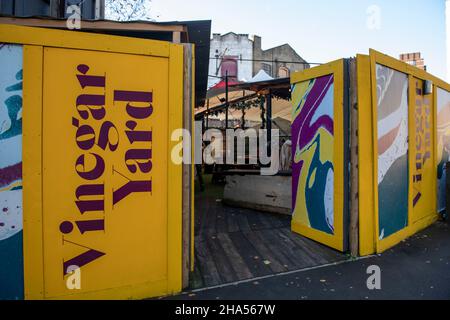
(191, 175, 348, 290)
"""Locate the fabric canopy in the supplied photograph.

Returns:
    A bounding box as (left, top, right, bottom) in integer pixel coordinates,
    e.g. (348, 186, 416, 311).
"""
(206, 79, 243, 99)
(248, 70, 273, 83)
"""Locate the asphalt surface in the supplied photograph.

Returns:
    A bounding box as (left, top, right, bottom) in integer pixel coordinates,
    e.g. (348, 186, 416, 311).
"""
(170, 221, 450, 300)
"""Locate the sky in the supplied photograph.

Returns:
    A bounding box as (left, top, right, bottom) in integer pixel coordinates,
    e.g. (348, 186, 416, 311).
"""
(150, 0, 447, 81)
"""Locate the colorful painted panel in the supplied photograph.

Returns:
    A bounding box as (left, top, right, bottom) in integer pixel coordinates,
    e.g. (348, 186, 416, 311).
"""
(376, 64, 408, 240)
(292, 74, 334, 235)
(436, 88, 450, 213)
(0, 44, 24, 300)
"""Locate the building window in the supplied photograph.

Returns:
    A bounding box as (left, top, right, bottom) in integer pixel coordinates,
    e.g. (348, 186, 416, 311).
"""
(221, 56, 238, 80)
(278, 66, 289, 78)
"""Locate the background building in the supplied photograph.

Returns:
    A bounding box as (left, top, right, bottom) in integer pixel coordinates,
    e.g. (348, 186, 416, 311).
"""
(253, 35, 308, 79)
(400, 52, 426, 70)
(208, 32, 309, 88)
(210, 33, 253, 85)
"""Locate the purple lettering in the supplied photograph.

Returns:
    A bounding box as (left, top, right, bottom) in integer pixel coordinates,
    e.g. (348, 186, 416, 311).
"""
(74, 121, 96, 151)
(75, 219, 105, 234)
(75, 153, 105, 180)
(76, 95, 106, 120)
(75, 184, 104, 214)
(63, 248, 105, 275)
(98, 121, 119, 152)
(126, 121, 152, 144)
(114, 90, 153, 119)
(113, 180, 152, 206)
(125, 149, 152, 174)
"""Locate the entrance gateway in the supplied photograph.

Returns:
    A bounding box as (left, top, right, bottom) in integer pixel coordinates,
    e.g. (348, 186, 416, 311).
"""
(1, 22, 449, 299)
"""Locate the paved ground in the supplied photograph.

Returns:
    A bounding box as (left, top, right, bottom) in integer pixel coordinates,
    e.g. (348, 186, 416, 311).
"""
(191, 174, 346, 289)
(171, 221, 450, 300)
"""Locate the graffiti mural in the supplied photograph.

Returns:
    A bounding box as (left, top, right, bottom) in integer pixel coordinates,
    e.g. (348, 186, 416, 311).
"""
(292, 74, 334, 235)
(0, 44, 24, 299)
(376, 64, 409, 240)
(437, 88, 450, 213)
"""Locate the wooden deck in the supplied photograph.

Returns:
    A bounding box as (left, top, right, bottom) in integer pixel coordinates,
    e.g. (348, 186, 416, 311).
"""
(191, 179, 348, 289)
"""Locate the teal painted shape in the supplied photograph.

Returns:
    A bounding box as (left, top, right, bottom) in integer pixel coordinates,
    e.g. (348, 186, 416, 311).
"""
(0, 69, 23, 141)
(0, 231, 24, 300)
(378, 154, 409, 239)
(305, 135, 334, 235)
(5, 69, 22, 92)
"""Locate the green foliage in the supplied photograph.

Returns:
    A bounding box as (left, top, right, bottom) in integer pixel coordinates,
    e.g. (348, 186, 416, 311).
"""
(230, 96, 265, 111)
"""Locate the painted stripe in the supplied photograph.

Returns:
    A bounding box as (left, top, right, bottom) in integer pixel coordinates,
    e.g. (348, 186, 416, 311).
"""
(377, 97, 406, 137)
(0, 163, 22, 188)
(378, 124, 401, 155)
(0, 180, 22, 192)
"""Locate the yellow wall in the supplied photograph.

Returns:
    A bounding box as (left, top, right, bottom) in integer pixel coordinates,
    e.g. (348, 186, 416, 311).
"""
(357, 50, 449, 254)
(1, 24, 184, 299)
(292, 50, 450, 256)
(356, 54, 376, 256)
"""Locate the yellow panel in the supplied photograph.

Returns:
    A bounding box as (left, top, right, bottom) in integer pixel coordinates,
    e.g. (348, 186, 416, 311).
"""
(291, 59, 343, 84)
(0, 24, 169, 58)
(370, 49, 449, 91)
(23, 45, 45, 299)
(167, 44, 183, 294)
(41, 47, 171, 299)
(356, 54, 376, 256)
(376, 214, 437, 253)
(369, 49, 439, 253)
(2, 23, 185, 300)
(291, 59, 345, 252)
(434, 78, 450, 93)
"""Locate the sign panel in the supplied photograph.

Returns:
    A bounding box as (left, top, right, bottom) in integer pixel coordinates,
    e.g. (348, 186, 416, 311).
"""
(41, 47, 170, 298)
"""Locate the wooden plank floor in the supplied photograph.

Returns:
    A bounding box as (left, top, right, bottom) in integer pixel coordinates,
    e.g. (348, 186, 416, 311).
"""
(191, 183, 348, 289)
